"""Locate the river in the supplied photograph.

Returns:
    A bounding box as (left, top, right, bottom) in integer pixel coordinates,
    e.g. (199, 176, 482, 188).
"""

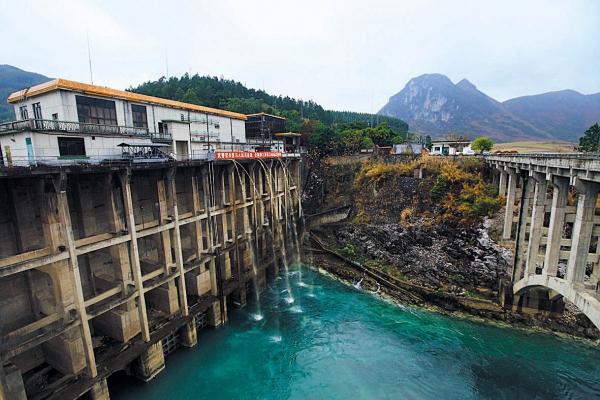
(110, 264, 600, 399)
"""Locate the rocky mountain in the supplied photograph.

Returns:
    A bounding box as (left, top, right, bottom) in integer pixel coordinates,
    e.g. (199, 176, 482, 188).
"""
(0, 65, 51, 122)
(379, 73, 600, 142)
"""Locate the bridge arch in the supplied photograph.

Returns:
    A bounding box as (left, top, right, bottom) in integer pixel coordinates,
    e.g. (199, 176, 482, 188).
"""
(513, 274, 600, 330)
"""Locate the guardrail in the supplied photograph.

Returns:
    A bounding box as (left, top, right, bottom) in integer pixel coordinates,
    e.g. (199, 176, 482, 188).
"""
(0, 119, 173, 141)
(0, 151, 301, 169)
(486, 152, 599, 160)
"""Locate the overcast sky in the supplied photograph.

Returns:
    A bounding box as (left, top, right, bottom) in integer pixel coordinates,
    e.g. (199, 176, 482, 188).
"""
(2, 0, 599, 112)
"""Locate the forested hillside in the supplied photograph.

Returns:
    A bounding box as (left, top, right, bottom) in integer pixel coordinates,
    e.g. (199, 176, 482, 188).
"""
(128, 74, 409, 154)
(0, 65, 51, 122)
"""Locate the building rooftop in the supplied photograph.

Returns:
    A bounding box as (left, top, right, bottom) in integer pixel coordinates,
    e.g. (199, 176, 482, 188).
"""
(8, 78, 247, 121)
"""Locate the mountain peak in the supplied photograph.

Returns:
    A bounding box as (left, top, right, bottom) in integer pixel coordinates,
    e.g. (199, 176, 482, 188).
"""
(380, 73, 600, 142)
(456, 79, 477, 91)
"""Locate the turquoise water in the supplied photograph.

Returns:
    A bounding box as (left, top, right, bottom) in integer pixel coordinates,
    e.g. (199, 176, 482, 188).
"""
(111, 265, 600, 399)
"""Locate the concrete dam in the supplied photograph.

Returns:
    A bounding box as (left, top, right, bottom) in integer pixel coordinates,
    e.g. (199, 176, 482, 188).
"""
(0, 158, 302, 400)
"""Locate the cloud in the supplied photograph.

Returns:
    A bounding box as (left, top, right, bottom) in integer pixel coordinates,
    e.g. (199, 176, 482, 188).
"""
(1, 0, 599, 112)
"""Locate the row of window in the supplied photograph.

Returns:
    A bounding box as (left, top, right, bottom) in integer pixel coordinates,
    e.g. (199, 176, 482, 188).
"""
(20, 96, 149, 129)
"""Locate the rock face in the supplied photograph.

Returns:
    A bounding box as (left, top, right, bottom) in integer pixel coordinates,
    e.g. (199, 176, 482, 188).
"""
(378, 73, 600, 142)
(333, 220, 511, 294)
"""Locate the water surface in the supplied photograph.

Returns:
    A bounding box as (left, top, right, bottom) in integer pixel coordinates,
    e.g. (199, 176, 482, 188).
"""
(111, 265, 600, 399)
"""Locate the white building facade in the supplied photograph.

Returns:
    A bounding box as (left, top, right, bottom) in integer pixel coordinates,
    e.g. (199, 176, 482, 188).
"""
(1, 79, 250, 166)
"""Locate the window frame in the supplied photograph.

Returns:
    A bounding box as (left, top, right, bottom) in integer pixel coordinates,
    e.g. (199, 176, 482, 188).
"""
(32, 103, 43, 120)
(20, 105, 29, 120)
(76, 95, 118, 126)
(58, 137, 86, 157)
(131, 104, 148, 128)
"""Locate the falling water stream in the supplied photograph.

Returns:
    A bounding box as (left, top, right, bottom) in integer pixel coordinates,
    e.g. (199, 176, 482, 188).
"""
(232, 160, 263, 321)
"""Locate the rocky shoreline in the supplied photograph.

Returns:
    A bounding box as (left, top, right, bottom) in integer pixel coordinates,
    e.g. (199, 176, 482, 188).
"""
(302, 219, 600, 342)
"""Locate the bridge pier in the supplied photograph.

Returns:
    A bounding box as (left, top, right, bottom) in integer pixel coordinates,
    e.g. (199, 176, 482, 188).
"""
(567, 178, 600, 287)
(489, 154, 600, 330)
(544, 175, 569, 276)
(503, 167, 518, 240)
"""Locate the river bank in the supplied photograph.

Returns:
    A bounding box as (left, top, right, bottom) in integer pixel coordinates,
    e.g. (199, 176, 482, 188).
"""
(303, 221, 600, 342)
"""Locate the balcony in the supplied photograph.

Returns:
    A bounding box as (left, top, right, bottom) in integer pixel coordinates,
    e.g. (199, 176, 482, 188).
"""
(0, 119, 172, 142)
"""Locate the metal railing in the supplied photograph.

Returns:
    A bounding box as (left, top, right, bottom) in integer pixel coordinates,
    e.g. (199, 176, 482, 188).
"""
(0, 119, 173, 141)
(0, 150, 301, 169)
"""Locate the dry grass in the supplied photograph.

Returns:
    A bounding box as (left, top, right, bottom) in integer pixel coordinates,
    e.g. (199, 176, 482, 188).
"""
(493, 140, 576, 153)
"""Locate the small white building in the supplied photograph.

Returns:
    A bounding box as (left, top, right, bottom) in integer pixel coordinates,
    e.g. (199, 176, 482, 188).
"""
(1, 79, 249, 166)
(429, 139, 471, 156)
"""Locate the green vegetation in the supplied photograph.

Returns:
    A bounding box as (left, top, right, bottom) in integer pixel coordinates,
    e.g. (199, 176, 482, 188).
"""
(575, 123, 600, 152)
(128, 73, 408, 155)
(471, 137, 494, 153)
(0, 65, 51, 122)
(308, 155, 501, 226)
(341, 244, 357, 259)
(425, 135, 433, 151)
(429, 174, 448, 199)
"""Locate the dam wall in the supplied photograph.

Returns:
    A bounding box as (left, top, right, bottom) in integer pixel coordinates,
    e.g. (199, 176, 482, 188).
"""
(0, 158, 301, 400)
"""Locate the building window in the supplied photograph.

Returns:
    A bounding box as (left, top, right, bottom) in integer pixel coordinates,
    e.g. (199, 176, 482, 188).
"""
(58, 137, 86, 157)
(33, 103, 43, 120)
(52, 113, 58, 120)
(158, 122, 169, 135)
(131, 104, 148, 128)
(20, 106, 28, 120)
(76, 95, 117, 125)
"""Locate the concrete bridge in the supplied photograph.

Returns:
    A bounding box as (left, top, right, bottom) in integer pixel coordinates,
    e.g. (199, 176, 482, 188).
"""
(487, 153, 600, 329)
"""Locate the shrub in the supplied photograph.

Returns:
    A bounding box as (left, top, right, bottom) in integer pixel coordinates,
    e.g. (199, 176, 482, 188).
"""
(430, 174, 448, 199)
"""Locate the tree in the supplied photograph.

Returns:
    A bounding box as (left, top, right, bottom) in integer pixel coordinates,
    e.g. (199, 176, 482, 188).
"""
(425, 135, 433, 151)
(472, 137, 494, 153)
(391, 136, 404, 145)
(575, 123, 600, 152)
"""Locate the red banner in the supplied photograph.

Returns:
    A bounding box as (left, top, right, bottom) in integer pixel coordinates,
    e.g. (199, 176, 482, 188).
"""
(215, 151, 283, 159)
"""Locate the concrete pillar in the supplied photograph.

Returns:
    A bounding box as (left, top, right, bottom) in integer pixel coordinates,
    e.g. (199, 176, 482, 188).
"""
(1, 362, 27, 400)
(179, 319, 198, 348)
(231, 286, 247, 307)
(498, 168, 507, 197)
(513, 173, 535, 281)
(134, 342, 165, 382)
(37, 177, 64, 254)
(503, 168, 518, 240)
(89, 378, 110, 400)
(525, 172, 548, 276)
(544, 175, 570, 277)
(40, 171, 97, 378)
(153, 172, 173, 276)
(567, 178, 600, 284)
(119, 171, 151, 342)
(206, 300, 227, 327)
(167, 169, 188, 316)
(208, 259, 218, 296)
(190, 169, 205, 261)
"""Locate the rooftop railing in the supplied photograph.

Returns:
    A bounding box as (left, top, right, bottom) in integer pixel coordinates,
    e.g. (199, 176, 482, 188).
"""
(0, 119, 173, 141)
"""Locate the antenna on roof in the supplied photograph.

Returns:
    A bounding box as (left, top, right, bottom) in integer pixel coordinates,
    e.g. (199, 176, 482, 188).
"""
(166, 49, 169, 79)
(86, 21, 94, 85)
